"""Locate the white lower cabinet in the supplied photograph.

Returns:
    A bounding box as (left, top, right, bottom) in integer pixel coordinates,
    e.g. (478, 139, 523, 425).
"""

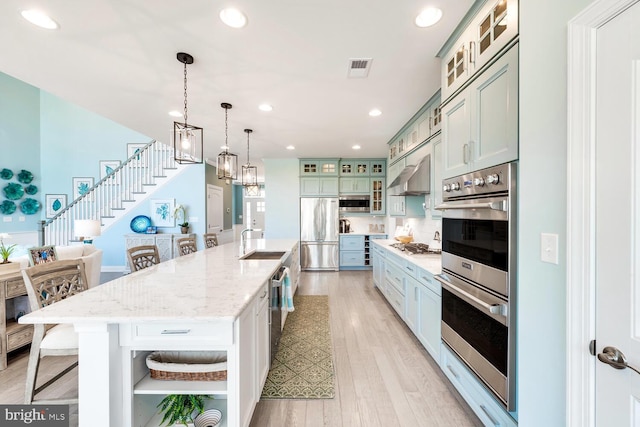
(441, 345, 517, 427)
(404, 276, 420, 333)
(416, 268, 441, 361)
(127, 282, 270, 427)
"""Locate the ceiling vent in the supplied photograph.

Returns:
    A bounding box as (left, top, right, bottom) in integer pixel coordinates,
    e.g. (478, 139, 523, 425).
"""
(347, 58, 372, 78)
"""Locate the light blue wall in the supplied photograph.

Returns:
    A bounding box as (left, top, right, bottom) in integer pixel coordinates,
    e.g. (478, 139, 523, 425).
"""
(518, 0, 591, 425)
(96, 164, 206, 267)
(263, 159, 299, 239)
(39, 91, 151, 199)
(0, 73, 41, 232)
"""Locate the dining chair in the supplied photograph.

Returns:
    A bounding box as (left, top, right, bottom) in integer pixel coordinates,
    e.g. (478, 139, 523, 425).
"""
(127, 245, 160, 271)
(176, 237, 197, 256)
(21, 259, 89, 404)
(203, 233, 219, 248)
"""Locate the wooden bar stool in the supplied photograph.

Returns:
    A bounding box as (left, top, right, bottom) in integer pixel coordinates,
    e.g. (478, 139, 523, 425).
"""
(176, 237, 197, 256)
(203, 233, 219, 248)
(127, 245, 160, 271)
(21, 259, 89, 404)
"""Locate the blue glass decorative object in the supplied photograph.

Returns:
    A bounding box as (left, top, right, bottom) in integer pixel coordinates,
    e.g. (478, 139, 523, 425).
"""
(25, 184, 38, 195)
(17, 170, 34, 184)
(0, 200, 16, 214)
(3, 183, 24, 200)
(0, 169, 13, 180)
(130, 215, 152, 233)
(20, 198, 40, 215)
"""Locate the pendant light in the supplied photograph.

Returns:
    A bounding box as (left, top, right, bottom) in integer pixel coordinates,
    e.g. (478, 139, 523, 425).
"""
(217, 102, 238, 180)
(173, 52, 203, 164)
(241, 128, 258, 188)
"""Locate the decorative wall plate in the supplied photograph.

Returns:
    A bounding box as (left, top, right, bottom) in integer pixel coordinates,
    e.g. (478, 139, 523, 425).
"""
(25, 184, 38, 195)
(130, 215, 152, 233)
(17, 169, 34, 184)
(0, 200, 16, 215)
(20, 198, 40, 215)
(0, 169, 13, 180)
(3, 182, 24, 200)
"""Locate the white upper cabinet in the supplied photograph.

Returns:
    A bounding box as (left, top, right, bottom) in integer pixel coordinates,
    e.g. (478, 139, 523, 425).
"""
(440, 0, 518, 103)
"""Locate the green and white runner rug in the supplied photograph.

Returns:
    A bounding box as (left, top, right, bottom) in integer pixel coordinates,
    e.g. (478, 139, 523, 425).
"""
(261, 295, 335, 399)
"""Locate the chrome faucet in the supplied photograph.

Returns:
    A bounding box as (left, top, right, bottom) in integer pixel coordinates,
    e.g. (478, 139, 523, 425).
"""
(240, 228, 255, 254)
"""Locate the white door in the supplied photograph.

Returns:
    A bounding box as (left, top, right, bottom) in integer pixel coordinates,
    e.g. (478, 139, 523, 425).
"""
(595, 3, 640, 423)
(206, 184, 223, 234)
(245, 197, 265, 238)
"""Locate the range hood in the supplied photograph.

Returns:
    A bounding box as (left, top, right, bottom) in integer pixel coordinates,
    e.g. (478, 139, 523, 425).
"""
(387, 155, 431, 196)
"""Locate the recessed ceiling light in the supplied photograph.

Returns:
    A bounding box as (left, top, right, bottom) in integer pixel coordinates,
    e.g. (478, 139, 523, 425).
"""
(220, 8, 247, 28)
(286, 145, 295, 150)
(21, 9, 59, 30)
(352, 145, 361, 150)
(415, 8, 443, 28)
(258, 103, 273, 112)
(168, 110, 183, 117)
(369, 109, 382, 117)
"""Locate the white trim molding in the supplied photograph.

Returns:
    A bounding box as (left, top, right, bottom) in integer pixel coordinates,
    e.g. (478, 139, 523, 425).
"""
(567, 1, 639, 426)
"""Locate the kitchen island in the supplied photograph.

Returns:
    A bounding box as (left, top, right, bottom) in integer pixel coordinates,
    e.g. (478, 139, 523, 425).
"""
(19, 239, 299, 427)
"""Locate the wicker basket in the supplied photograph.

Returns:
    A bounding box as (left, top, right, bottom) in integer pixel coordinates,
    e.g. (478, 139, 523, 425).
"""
(146, 351, 227, 381)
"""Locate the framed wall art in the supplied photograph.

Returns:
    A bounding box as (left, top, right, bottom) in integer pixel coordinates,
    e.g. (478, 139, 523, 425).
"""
(150, 198, 175, 227)
(127, 143, 147, 167)
(72, 177, 94, 201)
(99, 160, 121, 180)
(45, 194, 67, 218)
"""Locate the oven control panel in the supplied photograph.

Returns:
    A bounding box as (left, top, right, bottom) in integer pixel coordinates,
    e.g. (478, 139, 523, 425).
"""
(442, 162, 516, 200)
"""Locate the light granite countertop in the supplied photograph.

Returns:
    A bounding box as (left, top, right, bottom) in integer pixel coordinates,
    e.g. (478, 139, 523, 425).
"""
(371, 239, 442, 274)
(19, 239, 298, 325)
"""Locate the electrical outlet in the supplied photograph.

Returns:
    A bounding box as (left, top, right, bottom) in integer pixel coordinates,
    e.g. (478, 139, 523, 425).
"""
(19, 216, 25, 222)
(188, 217, 198, 223)
(541, 233, 559, 264)
(2, 217, 11, 222)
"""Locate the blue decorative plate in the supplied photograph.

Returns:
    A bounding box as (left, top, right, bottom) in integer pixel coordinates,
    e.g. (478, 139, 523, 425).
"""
(0, 168, 13, 180)
(130, 215, 152, 233)
(0, 200, 16, 215)
(20, 198, 40, 215)
(25, 184, 38, 195)
(17, 169, 34, 184)
(3, 182, 24, 200)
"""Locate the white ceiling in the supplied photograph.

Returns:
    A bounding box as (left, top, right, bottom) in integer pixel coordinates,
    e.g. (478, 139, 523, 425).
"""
(0, 0, 472, 179)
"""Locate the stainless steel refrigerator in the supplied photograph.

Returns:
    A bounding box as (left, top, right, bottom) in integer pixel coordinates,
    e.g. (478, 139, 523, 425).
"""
(300, 197, 339, 271)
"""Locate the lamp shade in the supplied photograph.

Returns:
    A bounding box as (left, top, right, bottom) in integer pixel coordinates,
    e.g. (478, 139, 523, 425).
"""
(74, 219, 101, 242)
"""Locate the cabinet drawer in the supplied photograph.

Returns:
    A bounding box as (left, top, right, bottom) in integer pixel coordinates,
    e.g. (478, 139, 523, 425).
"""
(441, 345, 516, 427)
(340, 235, 365, 250)
(384, 262, 405, 295)
(7, 325, 33, 351)
(340, 251, 365, 266)
(417, 267, 441, 296)
(404, 262, 418, 279)
(5, 277, 27, 298)
(120, 321, 234, 347)
(385, 282, 404, 318)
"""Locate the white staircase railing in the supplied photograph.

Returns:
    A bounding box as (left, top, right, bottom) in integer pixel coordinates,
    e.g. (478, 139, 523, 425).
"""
(41, 139, 179, 246)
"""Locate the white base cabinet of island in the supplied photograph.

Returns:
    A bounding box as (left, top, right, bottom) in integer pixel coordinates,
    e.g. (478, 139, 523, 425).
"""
(118, 281, 271, 427)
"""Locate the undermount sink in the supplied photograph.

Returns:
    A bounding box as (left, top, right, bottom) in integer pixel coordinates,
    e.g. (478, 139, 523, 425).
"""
(239, 251, 286, 260)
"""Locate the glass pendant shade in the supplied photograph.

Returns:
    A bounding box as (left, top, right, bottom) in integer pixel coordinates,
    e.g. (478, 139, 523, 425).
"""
(217, 151, 238, 180)
(242, 164, 258, 187)
(173, 122, 203, 164)
(217, 102, 238, 180)
(173, 52, 203, 164)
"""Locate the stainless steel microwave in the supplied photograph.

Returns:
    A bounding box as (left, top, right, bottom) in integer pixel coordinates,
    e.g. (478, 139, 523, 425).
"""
(339, 195, 370, 212)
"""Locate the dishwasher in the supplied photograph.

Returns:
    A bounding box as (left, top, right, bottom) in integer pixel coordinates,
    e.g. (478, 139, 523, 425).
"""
(270, 266, 287, 364)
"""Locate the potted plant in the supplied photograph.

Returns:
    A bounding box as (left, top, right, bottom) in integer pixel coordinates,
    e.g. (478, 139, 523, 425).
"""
(157, 394, 212, 426)
(0, 233, 16, 264)
(174, 204, 189, 234)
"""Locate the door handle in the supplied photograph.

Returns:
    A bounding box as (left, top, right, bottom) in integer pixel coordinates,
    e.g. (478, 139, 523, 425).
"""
(597, 346, 640, 375)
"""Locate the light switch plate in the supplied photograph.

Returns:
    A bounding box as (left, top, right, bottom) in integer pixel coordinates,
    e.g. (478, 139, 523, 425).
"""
(2, 217, 11, 222)
(541, 233, 559, 264)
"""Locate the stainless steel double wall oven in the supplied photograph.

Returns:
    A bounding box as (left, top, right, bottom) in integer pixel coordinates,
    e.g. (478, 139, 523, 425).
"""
(436, 162, 517, 411)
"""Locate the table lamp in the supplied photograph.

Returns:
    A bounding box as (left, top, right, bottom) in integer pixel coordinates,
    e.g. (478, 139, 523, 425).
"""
(74, 219, 101, 244)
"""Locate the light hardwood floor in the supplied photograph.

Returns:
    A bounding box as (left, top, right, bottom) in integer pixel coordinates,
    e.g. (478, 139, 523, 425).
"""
(0, 271, 480, 427)
(250, 271, 481, 427)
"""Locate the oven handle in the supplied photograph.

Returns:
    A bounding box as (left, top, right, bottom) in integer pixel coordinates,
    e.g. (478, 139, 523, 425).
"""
(435, 201, 507, 211)
(435, 274, 508, 321)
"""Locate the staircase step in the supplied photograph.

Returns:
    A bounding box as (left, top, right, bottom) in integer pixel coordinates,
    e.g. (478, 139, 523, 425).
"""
(142, 183, 157, 186)
(132, 192, 147, 195)
(122, 200, 135, 203)
(152, 175, 168, 178)
(101, 216, 115, 219)
(112, 208, 125, 211)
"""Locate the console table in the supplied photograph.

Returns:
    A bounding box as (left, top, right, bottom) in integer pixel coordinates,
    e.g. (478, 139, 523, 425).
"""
(0, 263, 33, 370)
